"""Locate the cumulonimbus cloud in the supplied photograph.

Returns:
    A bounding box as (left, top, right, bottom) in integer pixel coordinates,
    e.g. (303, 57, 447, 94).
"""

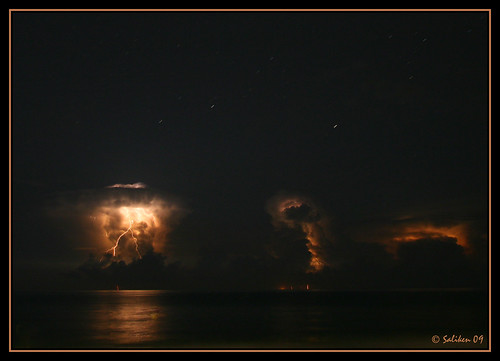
(266, 192, 334, 273)
(45, 183, 188, 265)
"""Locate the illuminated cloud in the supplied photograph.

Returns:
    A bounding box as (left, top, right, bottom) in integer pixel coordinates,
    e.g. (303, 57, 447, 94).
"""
(105, 182, 147, 189)
(266, 192, 334, 273)
(347, 213, 476, 259)
(45, 184, 187, 265)
(386, 223, 471, 256)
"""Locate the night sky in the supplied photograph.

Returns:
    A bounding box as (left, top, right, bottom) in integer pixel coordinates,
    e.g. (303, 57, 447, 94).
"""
(11, 10, 490, 291)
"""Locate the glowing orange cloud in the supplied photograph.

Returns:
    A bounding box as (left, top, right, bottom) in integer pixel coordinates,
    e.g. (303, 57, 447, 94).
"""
(93, 196, 184, 263)
(103, 206, 155, 259)
(267, 193, 332, 273)
(392, 224, 468, 246)
(106, 182, 147, 189)
(45, 184, 187, 264)
(388, 223, 470, 254)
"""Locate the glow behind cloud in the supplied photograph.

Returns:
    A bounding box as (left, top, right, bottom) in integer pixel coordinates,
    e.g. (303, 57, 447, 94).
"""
(106, 182, 147, 189)
(267, 193, 333, 273)
(46, 183, 187, 264)
(386, 223, 471, 256)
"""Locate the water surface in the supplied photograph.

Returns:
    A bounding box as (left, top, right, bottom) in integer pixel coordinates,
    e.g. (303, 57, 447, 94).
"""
(12, 289, 489, 350)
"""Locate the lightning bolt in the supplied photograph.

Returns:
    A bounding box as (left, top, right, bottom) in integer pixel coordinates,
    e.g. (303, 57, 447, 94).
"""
(105, 212, 142, 259)
(129, 223, 141, 259)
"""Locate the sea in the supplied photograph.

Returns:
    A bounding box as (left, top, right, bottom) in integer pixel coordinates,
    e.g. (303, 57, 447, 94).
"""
(11, 289, 489, 350)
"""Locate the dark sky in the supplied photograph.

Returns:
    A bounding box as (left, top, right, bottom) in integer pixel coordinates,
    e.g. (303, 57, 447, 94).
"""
(11, 10, 490, 291)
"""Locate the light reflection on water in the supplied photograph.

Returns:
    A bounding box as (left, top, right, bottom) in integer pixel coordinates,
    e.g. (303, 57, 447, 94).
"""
(12, 289, 489, 349)
(89, 290, 168, 346)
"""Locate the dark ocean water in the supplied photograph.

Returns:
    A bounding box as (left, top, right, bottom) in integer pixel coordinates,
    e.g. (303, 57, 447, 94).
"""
(11, 289, 489, 350)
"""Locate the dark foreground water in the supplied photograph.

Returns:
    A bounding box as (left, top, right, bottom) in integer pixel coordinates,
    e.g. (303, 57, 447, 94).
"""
(11, 289, 489, 350)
